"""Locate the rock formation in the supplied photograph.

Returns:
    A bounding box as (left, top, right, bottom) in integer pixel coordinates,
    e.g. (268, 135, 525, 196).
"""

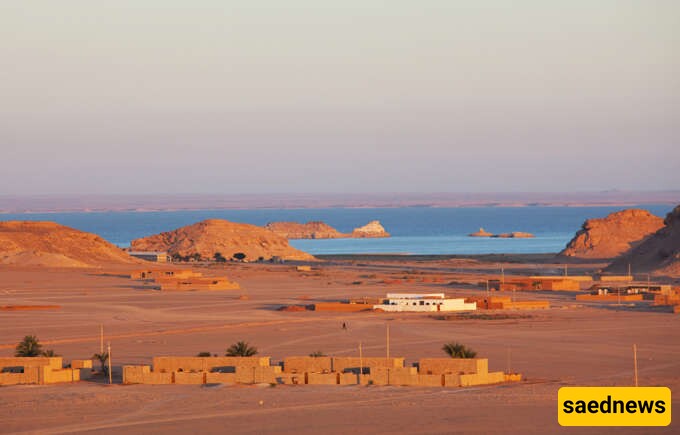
(469, 228, 493, 237)
(468, 228, 534, 238)
(606, 205, 680, 276)
(558, 209, 664, 259)
(130, 219, 315, 261)
(264, 221, 346, 239)
(0, 221, 138, 267)
(492, 232, 535, 238)
(350, 220, 390, 238)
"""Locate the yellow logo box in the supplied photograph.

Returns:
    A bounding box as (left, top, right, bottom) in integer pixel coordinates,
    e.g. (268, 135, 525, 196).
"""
(558, 387, 671, 426)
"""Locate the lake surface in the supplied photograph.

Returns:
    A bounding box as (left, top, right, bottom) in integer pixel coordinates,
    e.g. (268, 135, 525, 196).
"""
(1, 205, 671, 255)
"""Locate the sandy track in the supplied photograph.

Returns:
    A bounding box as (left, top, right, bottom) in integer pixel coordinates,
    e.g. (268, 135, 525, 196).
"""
(0, 318, 326, 350)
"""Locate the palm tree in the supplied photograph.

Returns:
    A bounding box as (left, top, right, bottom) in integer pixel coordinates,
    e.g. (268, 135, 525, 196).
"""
(442, 342, 477, 359)
(92, 351, 109, 375)
(15, 335, 43, 357)
(226, 341, 257, 357)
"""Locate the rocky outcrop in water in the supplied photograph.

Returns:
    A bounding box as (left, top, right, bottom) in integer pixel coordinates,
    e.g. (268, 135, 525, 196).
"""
(264, 221, 346, 239)
(491, 232, 535, 238)
(469, 228, 494, 237)
(468, 228, 534, 238)
(350, 220, 390, 238)
(266, 220, 391, 239)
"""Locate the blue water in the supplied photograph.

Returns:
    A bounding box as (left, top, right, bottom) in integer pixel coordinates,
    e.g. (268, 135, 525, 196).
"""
(0, 205, 671, 255)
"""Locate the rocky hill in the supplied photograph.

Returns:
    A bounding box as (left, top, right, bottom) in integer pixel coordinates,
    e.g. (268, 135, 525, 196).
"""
(350, 220, 390, 238)
(558, 209, 664, 259)
(130, 219, 315, 261)
(0, 221, 138, 267)
(264, 221, 346, 239)
(606, 205, 680, 276)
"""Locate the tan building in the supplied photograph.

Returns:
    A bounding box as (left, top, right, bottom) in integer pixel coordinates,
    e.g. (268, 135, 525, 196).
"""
(128, 251, 170, 262)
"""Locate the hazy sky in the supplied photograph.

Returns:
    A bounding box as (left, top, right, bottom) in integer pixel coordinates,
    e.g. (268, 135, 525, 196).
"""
(1, 1, 678, 195)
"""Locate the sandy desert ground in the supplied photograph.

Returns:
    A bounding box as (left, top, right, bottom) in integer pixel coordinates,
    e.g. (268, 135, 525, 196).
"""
(1, 256, 679, 434)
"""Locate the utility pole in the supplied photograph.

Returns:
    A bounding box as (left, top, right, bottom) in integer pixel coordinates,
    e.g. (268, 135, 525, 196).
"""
(359, 342, 363, 383)
(107, 341, 112, 385)
(506, 348, 511, 374)
(633, 344, 638, 387)
(100, 324, 104, 355)
(486, 279, 489, 297)
(564, 264, 568, 277)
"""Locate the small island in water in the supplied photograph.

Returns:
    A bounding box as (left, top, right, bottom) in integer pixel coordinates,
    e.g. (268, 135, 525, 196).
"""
(468, 228, 534, 238)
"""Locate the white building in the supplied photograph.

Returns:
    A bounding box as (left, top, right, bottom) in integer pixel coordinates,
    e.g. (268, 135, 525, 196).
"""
(374, 293, 476, 312)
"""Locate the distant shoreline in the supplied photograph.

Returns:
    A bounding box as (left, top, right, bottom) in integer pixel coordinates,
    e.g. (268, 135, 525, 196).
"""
(0, 191, 677, 214)
(316, 253, 580, 264)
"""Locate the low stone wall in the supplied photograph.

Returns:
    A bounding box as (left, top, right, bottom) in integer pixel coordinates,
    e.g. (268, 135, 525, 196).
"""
(418, 358, 488, 375)
(235, 366, 281, 384)
(205, 372, 236, 384)
(152, 356, 270, 373)
(0, 357, 80, 385)
(283, 356, 332, 374)
(418, 374, 444, 387)
(307, 372, 339, 385)
(41, 366, 80, 384)
(71, 359, 92, 369)
(0, 367, 40, 385)
(458, 371, 505, 387)
(277, 373, 305, 385)
(0, 357, 63, 371)
(123, 365, 173, 385)
(332, 357, 404, 373)
(576, 294, 643, 302)
(174, 371, 206, 384)
(122, 356, 519, 389)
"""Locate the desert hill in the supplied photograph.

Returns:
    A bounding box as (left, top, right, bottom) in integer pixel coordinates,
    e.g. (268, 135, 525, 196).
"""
(606, 205, 680, 276)
(558, 209, 663, 259)
(130, 219, 315, 261)
(0, 221, 138, 267)
(350, 220, 390, 238)
(264, 221, 346, 239)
